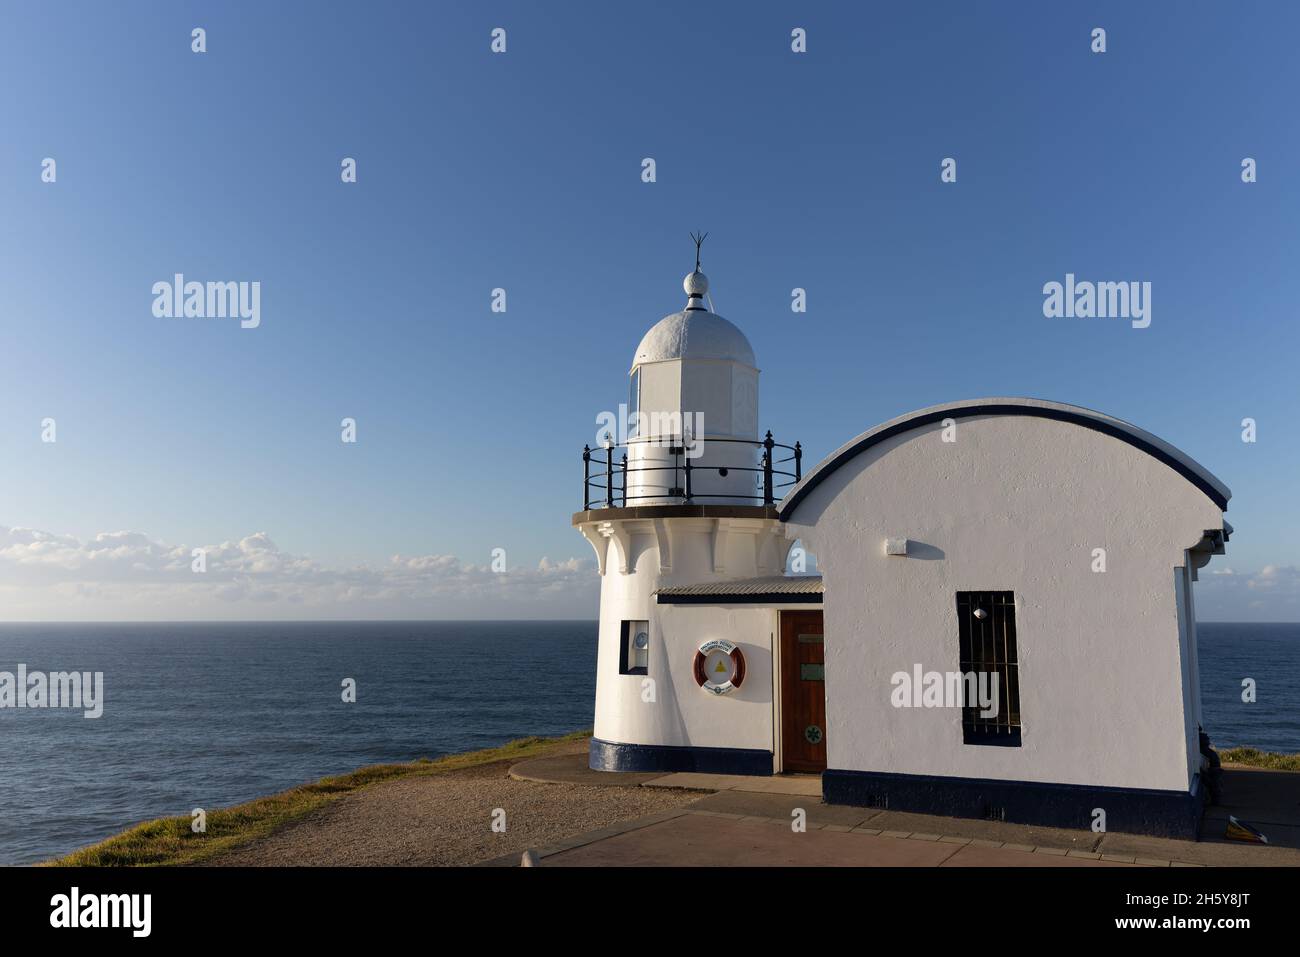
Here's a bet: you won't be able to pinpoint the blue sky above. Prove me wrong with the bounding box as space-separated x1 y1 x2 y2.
1 1 1296 619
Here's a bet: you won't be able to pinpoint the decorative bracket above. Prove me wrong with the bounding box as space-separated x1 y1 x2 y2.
577 524 609 576
602 522 632 575
711 518 732 574
652 519 672 573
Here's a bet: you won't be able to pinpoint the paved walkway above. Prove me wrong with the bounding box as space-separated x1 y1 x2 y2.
642 771 822 795
528 808 1133 867
498 752 1300 867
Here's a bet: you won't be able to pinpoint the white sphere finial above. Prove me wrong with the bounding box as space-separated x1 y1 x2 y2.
685 231 710 308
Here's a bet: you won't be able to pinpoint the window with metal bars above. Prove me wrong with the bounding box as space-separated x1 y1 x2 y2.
956 591 1021 746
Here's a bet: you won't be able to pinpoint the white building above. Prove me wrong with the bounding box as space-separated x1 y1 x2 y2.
574 256 1230 839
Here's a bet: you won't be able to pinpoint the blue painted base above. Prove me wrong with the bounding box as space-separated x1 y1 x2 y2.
823 768 1205 839
589 737 773 776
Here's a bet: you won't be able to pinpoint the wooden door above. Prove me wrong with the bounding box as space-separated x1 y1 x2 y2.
780 610 826 772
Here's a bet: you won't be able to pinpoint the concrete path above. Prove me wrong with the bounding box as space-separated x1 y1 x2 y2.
509 754 819 795
538 810 1135 867
503 751 1300 867
642 771 822 795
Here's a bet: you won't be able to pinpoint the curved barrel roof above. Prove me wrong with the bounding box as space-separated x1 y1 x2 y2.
778 397 1231 520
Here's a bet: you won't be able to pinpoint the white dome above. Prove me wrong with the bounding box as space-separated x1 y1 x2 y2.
632 309 756 369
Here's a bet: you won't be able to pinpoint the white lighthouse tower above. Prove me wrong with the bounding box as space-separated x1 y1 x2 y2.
575 238 807 775
622 234 762 506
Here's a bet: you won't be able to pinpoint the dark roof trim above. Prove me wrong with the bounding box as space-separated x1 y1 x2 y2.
778 400 1230 520
656 592 823 605
574 504 778 526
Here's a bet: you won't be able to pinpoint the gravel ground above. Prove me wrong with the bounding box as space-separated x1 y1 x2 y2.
206 746 697 866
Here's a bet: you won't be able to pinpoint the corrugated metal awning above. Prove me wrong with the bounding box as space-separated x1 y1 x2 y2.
654 575 823 605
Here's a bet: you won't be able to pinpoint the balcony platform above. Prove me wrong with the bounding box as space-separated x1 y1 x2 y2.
571 503 779 526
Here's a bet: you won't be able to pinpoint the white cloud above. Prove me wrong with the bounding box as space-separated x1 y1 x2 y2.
6 523 1291 623
0 525 598 620
1195 564 1300 621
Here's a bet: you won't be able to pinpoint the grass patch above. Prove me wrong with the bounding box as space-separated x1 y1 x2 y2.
47 730 591 867
1218 747 1300 771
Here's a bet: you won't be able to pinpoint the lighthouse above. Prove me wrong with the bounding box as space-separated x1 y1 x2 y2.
575 238 809 775
571 240 1233 839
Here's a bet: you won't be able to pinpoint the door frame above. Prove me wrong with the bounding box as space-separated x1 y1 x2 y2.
772 607 825 775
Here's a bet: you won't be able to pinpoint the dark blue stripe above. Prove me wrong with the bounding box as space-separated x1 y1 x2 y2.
589 738 772 776
823 768 1205 839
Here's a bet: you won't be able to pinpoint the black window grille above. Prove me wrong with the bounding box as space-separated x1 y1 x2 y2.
956 591 1021 746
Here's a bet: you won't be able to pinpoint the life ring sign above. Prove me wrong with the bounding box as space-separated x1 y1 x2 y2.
693 639 746 696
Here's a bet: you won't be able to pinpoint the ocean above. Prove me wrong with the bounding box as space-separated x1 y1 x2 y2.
0 620 1295 866
0 621 597 867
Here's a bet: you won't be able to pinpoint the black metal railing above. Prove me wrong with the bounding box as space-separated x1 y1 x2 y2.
581 432 802 510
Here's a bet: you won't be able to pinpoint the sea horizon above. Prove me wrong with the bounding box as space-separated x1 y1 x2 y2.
1 619 1296 866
